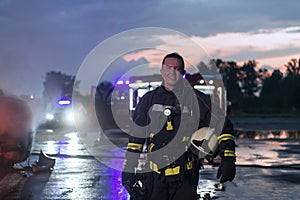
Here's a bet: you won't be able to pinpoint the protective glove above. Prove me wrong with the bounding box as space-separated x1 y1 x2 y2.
216 157 236 183
122 171 147 199
122 152 141 197
122 143 145 198
122 171 136 195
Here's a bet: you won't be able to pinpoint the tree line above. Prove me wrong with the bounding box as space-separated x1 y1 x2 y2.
42 58 300 117
213 58 300 115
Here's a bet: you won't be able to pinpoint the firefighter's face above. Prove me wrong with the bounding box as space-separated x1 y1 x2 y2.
160 57 184 91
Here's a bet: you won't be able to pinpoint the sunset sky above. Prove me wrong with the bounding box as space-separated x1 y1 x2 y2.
0 0 299 96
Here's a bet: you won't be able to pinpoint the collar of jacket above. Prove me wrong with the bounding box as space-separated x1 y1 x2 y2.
160 81 185 94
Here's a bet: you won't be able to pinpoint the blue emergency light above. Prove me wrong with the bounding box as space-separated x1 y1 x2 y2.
58 97 71 105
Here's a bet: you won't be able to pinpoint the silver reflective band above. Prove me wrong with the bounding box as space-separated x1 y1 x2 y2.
152 104 191 114
152 104 165 112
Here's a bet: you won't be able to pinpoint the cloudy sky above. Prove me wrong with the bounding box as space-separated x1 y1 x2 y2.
0 0 299 96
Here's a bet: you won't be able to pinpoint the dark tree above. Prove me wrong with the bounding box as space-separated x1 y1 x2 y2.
196 61 214 75
42 71 79 106
285 58 300 76
282 58 300 109
257 68 270 85
94 81 117 130
239 60 259 97
260 69 283 110
215 59 243 102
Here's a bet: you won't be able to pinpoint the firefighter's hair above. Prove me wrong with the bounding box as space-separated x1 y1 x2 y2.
162 52 185 72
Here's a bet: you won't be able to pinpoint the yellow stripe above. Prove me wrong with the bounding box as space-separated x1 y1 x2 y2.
150 161 161 174
149 161 193 176
186 161 193 170
185 145 188 152
127 143 143 151
217 134 235 144
148 143 155 152
218 138 234 144
182 136 190 142
127 147 142 151
224 150 234 153
224 150 236 157
224 153 236 157
127 143 143 147
165 166 180 176
218 134 235 140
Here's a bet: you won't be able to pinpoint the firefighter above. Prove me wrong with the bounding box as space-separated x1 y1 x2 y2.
122 53 236 200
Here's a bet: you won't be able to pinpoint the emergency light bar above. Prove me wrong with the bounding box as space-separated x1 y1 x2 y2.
58 98 71 105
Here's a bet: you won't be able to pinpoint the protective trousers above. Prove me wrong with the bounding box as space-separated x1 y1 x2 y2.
149 170 199 200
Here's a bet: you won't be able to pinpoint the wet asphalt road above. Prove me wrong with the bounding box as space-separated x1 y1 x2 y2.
1 126 300 200
30 128 129 200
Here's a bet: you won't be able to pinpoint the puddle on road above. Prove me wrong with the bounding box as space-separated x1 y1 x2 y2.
39 156 129 200
32 130 129 200
33 131 91 156
218 129 300 199
235 130 300 168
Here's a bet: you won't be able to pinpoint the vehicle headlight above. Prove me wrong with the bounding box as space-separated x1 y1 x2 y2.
46 113 54 120
66 111 75 123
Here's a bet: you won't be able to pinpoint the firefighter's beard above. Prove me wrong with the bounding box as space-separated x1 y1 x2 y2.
162 77 184 90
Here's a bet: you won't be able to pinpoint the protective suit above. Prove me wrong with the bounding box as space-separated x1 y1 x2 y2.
122 81 235 199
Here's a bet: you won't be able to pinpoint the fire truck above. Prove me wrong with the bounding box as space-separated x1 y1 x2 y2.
107 73 227 130
127 73 226 114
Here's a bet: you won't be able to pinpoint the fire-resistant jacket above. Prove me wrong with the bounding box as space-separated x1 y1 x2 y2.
124 81 235 177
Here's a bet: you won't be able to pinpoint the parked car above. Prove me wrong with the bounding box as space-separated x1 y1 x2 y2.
39 97 87 129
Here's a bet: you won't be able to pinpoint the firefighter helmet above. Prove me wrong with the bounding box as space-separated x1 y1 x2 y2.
189 127 218 158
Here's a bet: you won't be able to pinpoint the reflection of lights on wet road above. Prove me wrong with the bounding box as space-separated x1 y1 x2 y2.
65 132 82 156
103 167 129 200
236 129 300 167
238 130 300 140
32 127 300 199
279 130 289 139
45 129 54 133
41 156 129 200
236 131 300 167
43 132 85 156
33 129 129 199
45 141 57 154
237 141 280 166
198 167 224 199
58 159 87 199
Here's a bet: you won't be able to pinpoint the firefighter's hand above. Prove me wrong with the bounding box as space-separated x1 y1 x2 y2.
122 171 136 195
216 157 236 183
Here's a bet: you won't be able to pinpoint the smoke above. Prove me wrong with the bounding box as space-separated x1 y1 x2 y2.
0 93 34 168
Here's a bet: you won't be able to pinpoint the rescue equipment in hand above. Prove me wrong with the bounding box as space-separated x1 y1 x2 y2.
189 127 218 158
